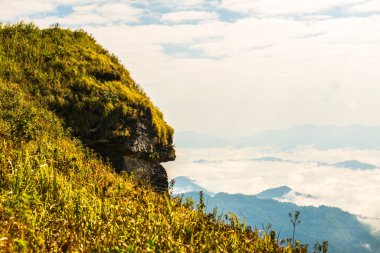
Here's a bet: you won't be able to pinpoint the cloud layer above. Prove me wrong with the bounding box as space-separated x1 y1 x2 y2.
165 147 380 233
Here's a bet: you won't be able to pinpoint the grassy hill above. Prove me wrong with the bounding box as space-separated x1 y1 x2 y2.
0 23 172 144
0 23 301 252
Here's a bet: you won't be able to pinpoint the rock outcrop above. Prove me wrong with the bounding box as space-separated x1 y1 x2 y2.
89 114 175 192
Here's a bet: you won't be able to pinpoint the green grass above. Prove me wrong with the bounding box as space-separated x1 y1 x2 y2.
0 22 173 145
0 23 305 252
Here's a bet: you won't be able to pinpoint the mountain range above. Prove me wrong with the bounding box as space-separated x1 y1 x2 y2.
176 125 380 150
190 157 378 171
174 177 380 253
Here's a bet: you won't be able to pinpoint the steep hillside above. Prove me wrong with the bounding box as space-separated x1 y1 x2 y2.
0 23 175 190
0 23 300 252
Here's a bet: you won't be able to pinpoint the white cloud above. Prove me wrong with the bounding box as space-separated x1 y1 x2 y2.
219 0 367 15
66 2 143 25
2 1 143 26
161 11 219 23
0 0 55 20
53 0 99 5
0 0 109 21
72 3 98 13
360 242 372 251
97 3 143 23
349 0 380 13
154 0 208 8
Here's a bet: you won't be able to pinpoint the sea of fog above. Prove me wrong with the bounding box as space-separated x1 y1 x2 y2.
165 147 380 233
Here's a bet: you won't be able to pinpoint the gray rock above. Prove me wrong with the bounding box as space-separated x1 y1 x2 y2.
88 114 175 192
122 156 168 192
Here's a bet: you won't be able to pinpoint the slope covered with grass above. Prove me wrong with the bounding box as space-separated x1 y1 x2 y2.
0 23 173 147
0 23 300 252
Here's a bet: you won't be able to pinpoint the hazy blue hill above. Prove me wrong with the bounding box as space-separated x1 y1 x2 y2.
256 186 292 199
184 191 380 253
172 176 214 196
334 160 377 170
237 125 380 150
174 131 230 148
254 157 286 162
256 186 317 200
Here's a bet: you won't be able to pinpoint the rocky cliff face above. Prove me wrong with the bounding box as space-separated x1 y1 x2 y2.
89 114 175 192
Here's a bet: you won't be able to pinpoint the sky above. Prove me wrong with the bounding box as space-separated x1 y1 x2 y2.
2 0 380 137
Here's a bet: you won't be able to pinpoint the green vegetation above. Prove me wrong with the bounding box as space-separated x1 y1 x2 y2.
0 22 173 144
0 23 302 252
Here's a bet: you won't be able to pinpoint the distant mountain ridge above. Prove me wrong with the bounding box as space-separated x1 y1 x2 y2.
239 124 380 150
256 186 317 200
190 156 378 171
253 158 378 170
176 125 380 150
334 160 377 170
256 186 292 199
